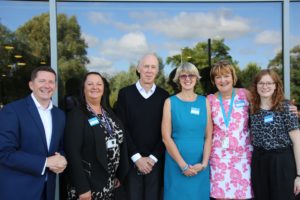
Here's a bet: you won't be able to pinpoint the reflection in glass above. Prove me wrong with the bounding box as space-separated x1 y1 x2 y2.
0 1 49 105
290 2 300 108
57 1 282 106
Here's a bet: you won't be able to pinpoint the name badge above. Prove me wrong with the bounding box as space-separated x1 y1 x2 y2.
235 100 246 108
222 137 229 149
190 107 200 115
264 115 274 123
106 138 117 149
88 117 99 126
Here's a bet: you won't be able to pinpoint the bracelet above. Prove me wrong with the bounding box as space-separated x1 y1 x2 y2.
297 174 300 178
201 163 207 169
181 164 189 173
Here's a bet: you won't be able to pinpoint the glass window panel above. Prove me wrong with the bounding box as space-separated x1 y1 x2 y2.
57 2 282 107
290 1 300 108
0 1 49 106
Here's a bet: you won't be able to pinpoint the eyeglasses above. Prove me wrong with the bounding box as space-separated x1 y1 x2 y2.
179 74 196 80
257 82 275 87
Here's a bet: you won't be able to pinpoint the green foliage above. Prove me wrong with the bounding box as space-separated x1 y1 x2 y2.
239 63 261 89
268 46 300 104
165 39 234 95
0 13 89 104
166 39 233 69
290 46 300 104
109 65 139 107
0 24 36 103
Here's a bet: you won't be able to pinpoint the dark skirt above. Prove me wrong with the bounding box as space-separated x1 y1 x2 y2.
251 146 296 200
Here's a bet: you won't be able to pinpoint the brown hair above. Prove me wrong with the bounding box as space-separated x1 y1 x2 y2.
30 66 56 81
210 60 237 86
250 69 285 114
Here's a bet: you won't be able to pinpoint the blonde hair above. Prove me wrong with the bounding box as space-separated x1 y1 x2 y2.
173 62 201 83
210 60 237 86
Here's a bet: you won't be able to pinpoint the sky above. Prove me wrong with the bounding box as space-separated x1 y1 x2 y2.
1 1 300 77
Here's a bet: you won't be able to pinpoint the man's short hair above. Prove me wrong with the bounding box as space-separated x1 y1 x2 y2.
30 66 56 81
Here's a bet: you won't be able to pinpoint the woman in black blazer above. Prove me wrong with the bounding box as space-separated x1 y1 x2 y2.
64 72 129 200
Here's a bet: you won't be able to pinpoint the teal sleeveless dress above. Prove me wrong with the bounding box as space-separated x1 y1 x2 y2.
164 95 210 200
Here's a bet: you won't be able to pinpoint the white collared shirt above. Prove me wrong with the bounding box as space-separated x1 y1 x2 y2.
135 81 156 99
31 93 53 150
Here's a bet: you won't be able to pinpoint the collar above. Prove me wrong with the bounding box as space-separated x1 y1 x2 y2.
31 93 53 111
136 80 156 94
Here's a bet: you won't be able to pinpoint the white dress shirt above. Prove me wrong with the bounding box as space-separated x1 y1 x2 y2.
135 80 156 99
31 93 53 174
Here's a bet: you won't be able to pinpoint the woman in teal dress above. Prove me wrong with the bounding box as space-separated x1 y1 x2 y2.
162 62 212 200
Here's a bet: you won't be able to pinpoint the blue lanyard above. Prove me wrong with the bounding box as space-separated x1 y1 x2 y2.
101 107 113 137
87 104 113 137
218 89 235 128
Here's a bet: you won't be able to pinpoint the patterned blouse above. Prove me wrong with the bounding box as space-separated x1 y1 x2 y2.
250 101 299 150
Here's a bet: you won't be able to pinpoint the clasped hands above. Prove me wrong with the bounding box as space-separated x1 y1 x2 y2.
182 163 206 177
46 152 67 174
135 157 155 175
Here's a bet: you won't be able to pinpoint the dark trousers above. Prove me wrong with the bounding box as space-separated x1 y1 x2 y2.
251 147 296 200
41 181 48 200
125 162 163 200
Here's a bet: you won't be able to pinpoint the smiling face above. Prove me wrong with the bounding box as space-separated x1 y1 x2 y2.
257 74 276 99
29 71 56 106
210 61 237 95
179 72 197 90
84 74 104 104
214 71 234 94
137 54 159 85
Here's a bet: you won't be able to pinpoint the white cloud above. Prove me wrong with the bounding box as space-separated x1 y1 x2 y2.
145 9 251 40
290 35 300 47
255 30 281 45
129 11 168 21
113 22 141 32
273 46 282 54
86 56 118 75
100 32 151 61
88 9 252 41
87 12 111 24
81 32 101 48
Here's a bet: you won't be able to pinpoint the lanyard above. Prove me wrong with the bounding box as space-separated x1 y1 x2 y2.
218 89 235 128
87 104 113 137
101 107 113 137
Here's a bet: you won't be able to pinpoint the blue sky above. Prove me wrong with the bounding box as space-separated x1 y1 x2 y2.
1 1 299 77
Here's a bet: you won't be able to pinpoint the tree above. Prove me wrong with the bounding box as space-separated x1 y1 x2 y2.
166 39 235 94
239 63 261 89
0 23 35 104
15 13 88 104
109 65 139 107
166 39 233 68
290 45 300 104
268 46 300 103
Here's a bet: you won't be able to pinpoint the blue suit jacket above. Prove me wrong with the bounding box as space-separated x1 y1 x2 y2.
0 95 65 200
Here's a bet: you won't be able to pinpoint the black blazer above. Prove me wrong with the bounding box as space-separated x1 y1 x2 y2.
64 106 129 195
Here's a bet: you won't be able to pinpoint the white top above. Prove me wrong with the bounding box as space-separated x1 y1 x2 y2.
31 93 53 150
31 93 53 175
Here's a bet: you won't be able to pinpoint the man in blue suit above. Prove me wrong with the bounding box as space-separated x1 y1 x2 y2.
0 66 67 200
